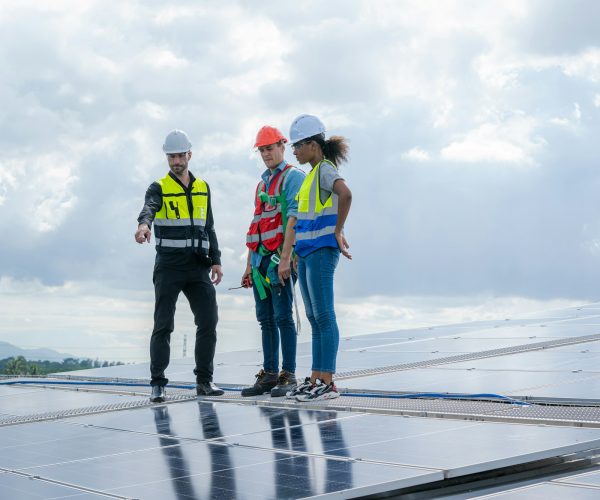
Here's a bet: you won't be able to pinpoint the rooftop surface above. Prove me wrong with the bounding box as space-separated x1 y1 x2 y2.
1 303 600 498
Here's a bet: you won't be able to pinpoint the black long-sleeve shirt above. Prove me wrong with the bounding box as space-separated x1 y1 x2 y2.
137 171 222 269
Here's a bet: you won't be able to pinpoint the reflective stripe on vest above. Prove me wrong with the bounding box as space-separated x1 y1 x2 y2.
294 159 338 256
156 238 210 249
154 174 209 255
246 165 293 253
153 217 206 228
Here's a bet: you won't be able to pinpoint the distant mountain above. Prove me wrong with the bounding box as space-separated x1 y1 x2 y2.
0 341 75 362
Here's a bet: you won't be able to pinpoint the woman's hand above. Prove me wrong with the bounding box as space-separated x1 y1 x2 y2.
335 231 352 259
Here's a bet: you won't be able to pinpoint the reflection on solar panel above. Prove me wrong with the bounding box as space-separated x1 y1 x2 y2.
1 303 600 498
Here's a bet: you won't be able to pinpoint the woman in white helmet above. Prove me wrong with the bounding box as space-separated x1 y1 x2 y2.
278 114 352 401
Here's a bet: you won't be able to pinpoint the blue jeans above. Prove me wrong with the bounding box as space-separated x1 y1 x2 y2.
297 247 340 373
253 273 297 373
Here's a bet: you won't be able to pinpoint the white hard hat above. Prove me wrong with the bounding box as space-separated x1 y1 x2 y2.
289 114 326 144
163 129 192 154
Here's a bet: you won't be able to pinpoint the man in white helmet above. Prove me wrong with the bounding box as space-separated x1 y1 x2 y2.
135 129 224 402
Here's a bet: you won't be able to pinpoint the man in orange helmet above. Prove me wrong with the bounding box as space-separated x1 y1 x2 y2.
241 126 305 397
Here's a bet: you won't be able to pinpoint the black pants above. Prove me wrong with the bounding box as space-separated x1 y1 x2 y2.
150 266 218 386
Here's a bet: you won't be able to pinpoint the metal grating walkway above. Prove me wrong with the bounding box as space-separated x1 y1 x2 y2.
4 381 600 429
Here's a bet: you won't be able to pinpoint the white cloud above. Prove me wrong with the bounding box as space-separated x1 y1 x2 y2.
550 102 582 128
440 116 545 164
1 152 79 232
595 94 600 108
475 49 600 102
31 158 79 232
0 162 19 206
583 238 600 256
136 101 167 120
550 117 571 127
402 147 431 162
475 55 521 90
143 48 189 69
80 53 120 77
561 48 600 82
217 16 292 96
153 6 200 25
361 1 528 36
226 17 290 63
219 65 289 96
432 98 455 128
337 294 582 337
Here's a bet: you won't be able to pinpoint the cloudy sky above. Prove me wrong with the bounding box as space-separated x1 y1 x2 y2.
1 0 599 362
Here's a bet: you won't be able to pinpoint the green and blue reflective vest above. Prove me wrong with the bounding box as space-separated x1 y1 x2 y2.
295 159 338 257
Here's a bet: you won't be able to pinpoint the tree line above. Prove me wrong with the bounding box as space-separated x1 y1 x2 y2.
0 356 124 376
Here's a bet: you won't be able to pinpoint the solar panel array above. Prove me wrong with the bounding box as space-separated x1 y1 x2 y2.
1 303 600 498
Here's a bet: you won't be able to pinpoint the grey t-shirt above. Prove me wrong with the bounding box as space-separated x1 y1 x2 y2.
318 161 343 205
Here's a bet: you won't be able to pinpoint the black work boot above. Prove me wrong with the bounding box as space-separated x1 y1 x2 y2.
196 381 224 396
241 369 278 397
270 370 298 398
150 385 166 403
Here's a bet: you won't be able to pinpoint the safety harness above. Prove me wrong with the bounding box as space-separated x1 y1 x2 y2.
250 170 292 300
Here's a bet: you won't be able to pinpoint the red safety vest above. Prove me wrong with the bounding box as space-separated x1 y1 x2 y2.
246 165 293 252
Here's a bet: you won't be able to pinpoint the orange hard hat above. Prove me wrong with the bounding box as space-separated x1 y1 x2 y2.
254 126 287 148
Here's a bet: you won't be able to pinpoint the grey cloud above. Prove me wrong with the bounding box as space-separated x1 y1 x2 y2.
1 0 600 307
335 111 600 300
515 0 600 55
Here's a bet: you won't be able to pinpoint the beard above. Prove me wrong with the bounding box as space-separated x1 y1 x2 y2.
170 164 186 173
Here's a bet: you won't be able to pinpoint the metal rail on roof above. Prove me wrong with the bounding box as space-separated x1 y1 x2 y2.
335 333 600 380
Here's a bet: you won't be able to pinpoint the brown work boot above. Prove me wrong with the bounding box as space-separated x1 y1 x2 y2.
270 370 298 398
241 369 278 397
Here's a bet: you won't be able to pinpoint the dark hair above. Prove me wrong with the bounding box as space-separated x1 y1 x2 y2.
310 133 349 167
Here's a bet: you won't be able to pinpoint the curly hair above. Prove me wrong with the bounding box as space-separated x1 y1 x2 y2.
310 134 349 167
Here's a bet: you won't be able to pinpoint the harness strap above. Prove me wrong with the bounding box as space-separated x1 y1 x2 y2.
252 267 270 300
252 253 284 300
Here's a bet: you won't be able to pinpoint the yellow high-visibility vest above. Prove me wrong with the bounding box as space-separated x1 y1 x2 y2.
154 173 209 255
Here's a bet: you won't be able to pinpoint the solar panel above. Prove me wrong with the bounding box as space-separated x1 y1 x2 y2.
3 303 600 497
0 472 107 499
556 469 600 487
470 482 600 499
0 402 441 498
0 385 146 417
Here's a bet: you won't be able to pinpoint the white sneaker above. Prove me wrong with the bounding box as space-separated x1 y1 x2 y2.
286 376 313 399
296 379 340 402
